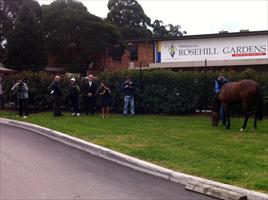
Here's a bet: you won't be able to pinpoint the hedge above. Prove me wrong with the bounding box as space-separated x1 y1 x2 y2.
1 69 268 115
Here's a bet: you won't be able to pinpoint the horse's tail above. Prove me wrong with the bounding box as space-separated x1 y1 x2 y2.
256 86 263 121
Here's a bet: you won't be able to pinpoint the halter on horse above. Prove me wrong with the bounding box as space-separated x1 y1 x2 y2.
211 79 263 131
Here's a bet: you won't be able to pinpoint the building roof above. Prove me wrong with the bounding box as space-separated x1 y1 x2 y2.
120 30 268 43
45 66 65 72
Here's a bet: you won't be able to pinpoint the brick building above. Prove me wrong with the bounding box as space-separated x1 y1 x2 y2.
47 30 268 73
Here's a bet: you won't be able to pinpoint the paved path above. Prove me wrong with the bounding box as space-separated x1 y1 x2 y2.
0 124 215 200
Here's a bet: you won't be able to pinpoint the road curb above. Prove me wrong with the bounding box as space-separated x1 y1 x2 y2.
1 118 268 200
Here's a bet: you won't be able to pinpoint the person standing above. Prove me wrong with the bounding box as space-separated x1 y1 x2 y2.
11 79 29 118
69 78 80 116
0 77 3 110
49 75 62 117
121 75 135 116
98 81 111 118
215 73 227 124
215 73 227 94
84 74 97 115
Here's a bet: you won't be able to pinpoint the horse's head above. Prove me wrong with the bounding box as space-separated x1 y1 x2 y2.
211 111 220 127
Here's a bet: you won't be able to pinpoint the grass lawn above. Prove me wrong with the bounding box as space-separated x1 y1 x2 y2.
1 111 267 193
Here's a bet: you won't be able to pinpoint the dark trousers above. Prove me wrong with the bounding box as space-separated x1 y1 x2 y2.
71 97 79 113
85 97 95 115
0 95 3 110
18 99 28 116
53 95 62 117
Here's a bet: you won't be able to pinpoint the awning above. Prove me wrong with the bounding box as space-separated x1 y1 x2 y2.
0 63 14 72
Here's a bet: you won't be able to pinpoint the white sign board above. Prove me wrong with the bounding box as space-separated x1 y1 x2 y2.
160 35 268 62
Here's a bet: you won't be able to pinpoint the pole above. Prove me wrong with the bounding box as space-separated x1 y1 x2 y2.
139 61 143 113
204 59 207 111
139 62 142 89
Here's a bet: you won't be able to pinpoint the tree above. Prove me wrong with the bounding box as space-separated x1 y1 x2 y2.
6 0 47 70
0 0 26 64
151 20 169 37
0 0 19 44
42 0 121 67
152 20 184 37
107 0 152 38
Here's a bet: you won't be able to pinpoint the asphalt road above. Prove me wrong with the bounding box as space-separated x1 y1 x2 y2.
0 124 216 200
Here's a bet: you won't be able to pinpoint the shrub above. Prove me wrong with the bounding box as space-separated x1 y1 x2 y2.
1 69 268 116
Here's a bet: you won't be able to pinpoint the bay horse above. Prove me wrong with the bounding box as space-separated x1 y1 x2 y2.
211 79 263 131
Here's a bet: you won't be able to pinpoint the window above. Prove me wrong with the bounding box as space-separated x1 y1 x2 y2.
130 46 138 61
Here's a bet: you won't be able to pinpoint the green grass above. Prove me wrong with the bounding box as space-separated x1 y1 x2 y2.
1 111 268 193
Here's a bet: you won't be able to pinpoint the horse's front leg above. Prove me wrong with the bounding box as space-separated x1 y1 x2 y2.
223 103 230 129
220 105 226 126
240 111 249 132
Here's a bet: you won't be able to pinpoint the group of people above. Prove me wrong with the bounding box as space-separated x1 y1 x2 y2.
3 74 136 119
1 73 227 119
48 74 112 118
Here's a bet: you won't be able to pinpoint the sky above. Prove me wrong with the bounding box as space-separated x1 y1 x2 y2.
36 0 268 35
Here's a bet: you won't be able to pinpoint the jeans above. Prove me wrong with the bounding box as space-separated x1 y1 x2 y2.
123 95 135 115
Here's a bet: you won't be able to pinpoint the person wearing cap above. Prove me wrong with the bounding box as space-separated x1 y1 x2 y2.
11 78 29 118
49 75 62 117
84 74 97 115
69 78 80 116
120 75 135 116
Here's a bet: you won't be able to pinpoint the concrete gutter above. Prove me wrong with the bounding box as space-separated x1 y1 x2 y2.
1 118 267 200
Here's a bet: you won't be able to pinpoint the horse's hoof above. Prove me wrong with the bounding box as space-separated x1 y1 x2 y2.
240 128 244 132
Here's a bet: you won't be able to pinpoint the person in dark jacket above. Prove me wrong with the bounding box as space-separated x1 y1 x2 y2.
69 78 80 116
120 75 135 116
11 78 29 118
84 74 97 115
49 75 62 117
98 81 111 118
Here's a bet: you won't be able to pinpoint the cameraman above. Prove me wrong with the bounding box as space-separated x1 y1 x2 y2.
120 75 135 116
11 79 29 118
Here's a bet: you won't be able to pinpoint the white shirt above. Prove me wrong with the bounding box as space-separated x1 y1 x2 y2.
89 81 92 87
